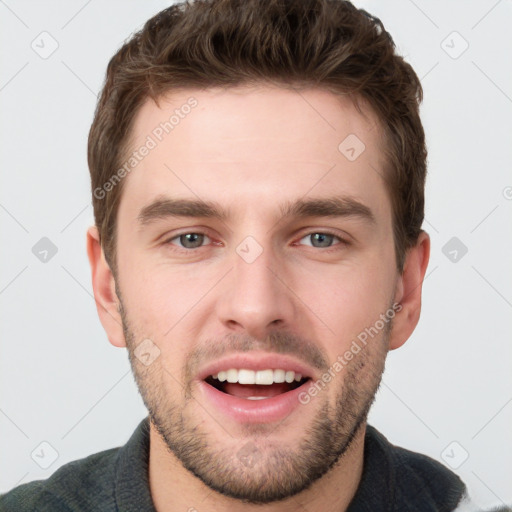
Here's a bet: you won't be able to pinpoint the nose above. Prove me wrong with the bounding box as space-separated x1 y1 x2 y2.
216 243 297 340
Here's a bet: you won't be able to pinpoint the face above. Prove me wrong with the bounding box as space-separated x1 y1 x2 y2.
101 85 409 503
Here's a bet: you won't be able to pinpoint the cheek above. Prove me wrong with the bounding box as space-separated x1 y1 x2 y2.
117 254 216 353
292 257 395 348
117 254 176 336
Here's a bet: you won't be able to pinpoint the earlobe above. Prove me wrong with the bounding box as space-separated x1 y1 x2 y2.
389 231 430 350
86 226 126 348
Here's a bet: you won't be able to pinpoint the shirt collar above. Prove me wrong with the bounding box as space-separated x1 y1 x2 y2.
114 416 157 512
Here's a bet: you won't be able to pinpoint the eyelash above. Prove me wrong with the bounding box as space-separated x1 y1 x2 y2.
163 230 350 253
294 230 349 251
164 232 215 251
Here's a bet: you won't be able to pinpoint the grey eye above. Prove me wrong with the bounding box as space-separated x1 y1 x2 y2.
175 233 209 249
300 233 337 248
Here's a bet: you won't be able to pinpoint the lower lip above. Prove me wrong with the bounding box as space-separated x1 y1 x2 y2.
197 380 309 424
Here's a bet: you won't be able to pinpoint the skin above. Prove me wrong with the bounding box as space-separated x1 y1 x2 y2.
87 85 430 512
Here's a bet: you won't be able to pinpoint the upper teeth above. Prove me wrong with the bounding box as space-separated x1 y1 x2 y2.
211 369 302 385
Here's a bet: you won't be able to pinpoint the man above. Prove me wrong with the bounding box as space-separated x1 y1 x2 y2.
0 0 480 510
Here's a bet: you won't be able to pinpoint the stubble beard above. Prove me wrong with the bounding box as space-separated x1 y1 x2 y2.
120 301 390 504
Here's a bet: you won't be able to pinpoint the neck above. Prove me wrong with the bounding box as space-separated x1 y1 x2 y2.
148 421 366 512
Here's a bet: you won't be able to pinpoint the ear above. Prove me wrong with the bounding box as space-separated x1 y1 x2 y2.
389 231 430 350
86 226 126 348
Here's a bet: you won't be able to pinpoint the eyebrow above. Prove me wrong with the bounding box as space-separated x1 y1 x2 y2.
137 197 230 227
279 197 375 224
137 195 375 227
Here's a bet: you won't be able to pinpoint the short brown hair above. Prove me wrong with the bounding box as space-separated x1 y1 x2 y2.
88 0 426 274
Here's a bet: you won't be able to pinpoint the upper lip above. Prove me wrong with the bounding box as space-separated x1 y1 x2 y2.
196 352 317 381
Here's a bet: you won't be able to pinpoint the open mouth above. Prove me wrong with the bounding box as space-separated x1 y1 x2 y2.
204 369 310 400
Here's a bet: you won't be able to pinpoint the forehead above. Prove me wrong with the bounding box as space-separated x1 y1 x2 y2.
119 85 390 223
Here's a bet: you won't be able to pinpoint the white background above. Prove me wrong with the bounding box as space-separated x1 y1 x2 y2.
1 0 511 508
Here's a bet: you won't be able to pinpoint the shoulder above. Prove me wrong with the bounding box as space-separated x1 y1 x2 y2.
364 425 467 511
0 447 120 512
391 442 466 510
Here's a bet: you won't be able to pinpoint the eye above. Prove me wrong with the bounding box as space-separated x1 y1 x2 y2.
298 232 342 248
168 232 211 249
